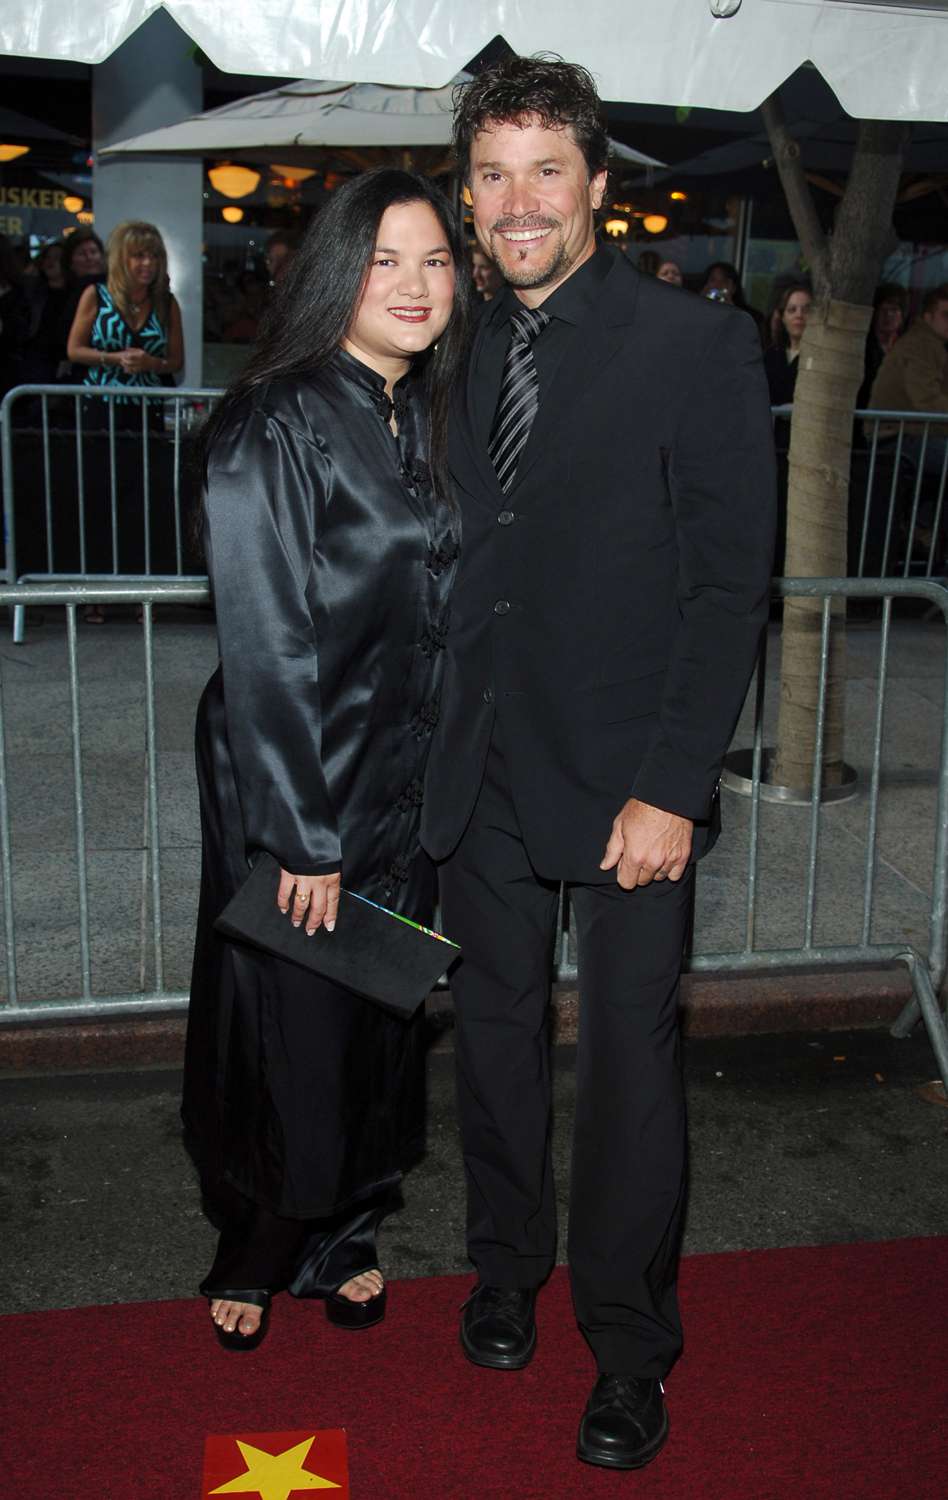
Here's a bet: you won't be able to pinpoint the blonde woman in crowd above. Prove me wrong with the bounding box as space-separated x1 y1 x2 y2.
67 221 185 619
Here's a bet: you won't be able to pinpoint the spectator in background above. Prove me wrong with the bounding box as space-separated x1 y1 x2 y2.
68 219 183 401
0 233 29 399
763 283 812 406
264 231 298 286
657 258 683 287
869 282 948 479
62 229 107 378
701 259 765 340
471 245 503 300
67 220 185 622
63 228 106 290
23 241 72 384
222 271 268 342
858 283 907 409
636 249 661 275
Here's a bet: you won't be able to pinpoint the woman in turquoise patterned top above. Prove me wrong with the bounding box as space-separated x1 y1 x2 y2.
67 219 184 398
67 220 185 620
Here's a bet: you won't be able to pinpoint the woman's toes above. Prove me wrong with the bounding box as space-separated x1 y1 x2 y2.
238 1306 262 1336
211 1298 261 1334
337 1274 378 1303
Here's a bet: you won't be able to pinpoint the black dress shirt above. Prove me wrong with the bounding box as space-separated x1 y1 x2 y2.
473 247 614 445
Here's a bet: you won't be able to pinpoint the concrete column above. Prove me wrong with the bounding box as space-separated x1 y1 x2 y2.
92 10 203 387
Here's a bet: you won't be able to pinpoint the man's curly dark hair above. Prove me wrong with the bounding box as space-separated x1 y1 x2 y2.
453 54 610 185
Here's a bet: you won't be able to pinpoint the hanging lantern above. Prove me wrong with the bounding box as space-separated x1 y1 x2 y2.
221 206 245 224
76 212 95 225
207 163 261 200
0 144 29 163
643 214 669 234
270 164 317 183
63 195 84 214
603 218 629 238
669 190 688 202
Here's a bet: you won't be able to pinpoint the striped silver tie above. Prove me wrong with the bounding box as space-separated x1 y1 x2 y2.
488 305 550 493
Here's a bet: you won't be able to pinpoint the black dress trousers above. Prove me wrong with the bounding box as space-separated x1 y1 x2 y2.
439 726 693 1379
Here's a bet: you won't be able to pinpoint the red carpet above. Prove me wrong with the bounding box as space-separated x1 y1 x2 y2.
5 1237 946 1499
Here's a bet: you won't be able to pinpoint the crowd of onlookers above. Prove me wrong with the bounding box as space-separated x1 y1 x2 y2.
629 250 948 471
0 225 301 405
3 220 945 459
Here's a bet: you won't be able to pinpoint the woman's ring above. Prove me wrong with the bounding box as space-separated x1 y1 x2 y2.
295 887 309 902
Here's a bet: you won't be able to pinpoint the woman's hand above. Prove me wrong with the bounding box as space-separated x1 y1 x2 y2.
118 347 149 373
277 869 341 934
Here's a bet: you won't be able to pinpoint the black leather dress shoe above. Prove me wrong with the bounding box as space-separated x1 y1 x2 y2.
576 1374 669 1470
459 1284 537 1370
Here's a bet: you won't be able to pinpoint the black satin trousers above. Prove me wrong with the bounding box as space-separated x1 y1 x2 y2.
200 1177 390 1299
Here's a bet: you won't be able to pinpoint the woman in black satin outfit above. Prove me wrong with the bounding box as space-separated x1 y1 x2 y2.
182 169 472 1350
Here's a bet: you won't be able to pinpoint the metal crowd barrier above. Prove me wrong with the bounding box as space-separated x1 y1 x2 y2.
0 383 221 640
0 578 946 1092
1 387 944 627
771 406 948 581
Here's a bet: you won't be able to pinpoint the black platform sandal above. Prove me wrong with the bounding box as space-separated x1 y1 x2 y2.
326 1276 387 1331
208 1289 271 1351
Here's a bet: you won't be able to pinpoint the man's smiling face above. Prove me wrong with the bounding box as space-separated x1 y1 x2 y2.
468 115 606 304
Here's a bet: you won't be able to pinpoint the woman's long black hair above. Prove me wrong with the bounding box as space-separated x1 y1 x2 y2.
198 168 474 506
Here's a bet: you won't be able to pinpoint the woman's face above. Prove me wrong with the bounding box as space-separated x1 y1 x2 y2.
40 244 64 286
471 249 502 299
345 200 456 369
127 245 159 291
69 238 104 277
657 260 683 287
782 289 811 342
875 299 903 340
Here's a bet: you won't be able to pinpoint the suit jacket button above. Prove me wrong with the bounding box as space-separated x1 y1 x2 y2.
497 510 515 526
483 688 494 704
493 599 510 615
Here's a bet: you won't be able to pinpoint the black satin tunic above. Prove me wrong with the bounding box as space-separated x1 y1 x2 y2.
182 350 458 1219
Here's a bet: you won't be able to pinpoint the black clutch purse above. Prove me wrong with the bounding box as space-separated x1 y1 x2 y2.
214 853 460 1016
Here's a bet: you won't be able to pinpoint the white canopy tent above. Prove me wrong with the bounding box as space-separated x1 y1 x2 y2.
98 76 663 167
0 0 946 121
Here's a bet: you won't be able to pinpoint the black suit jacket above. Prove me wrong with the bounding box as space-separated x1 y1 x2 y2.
421 251 777 882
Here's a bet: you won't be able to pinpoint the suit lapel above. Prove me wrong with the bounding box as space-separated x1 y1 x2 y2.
512 256 640 491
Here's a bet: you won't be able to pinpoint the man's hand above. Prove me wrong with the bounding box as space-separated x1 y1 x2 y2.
277 869 341 934
600 798 693 889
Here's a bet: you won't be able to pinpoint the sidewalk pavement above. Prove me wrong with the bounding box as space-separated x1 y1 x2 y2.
1 1029 944 1313
0 603 944 1073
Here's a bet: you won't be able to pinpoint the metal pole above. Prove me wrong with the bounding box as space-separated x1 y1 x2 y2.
66 603 93 998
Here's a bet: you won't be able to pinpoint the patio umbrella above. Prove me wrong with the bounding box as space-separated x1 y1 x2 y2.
99 76 664 170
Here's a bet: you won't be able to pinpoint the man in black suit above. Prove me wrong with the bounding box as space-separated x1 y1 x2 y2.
421 56 776 1471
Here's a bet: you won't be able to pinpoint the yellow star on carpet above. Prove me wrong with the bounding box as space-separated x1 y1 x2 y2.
209 1436 341 1498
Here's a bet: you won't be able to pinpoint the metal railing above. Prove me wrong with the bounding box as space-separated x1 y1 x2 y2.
2 387 944 623
0 383 220 640
0 578 946 1085
771 406 948 581
552 576 948 1086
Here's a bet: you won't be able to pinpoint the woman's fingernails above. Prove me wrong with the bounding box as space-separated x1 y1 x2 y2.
325 919 335 932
